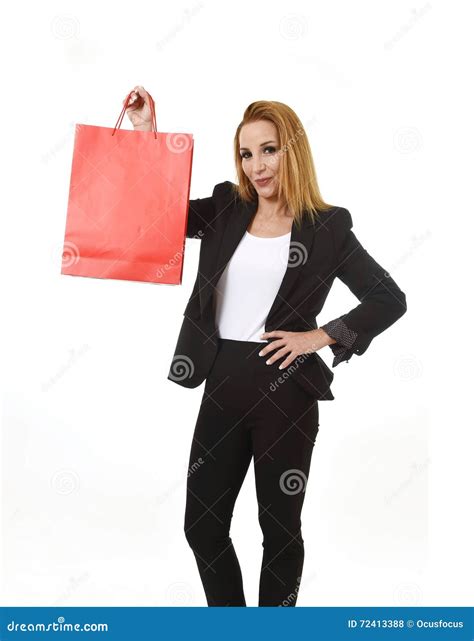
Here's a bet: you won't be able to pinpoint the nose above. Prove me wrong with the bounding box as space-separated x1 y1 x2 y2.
251 157 266 175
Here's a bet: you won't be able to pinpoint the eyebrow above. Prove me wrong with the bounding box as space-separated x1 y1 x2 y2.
239 140 277 151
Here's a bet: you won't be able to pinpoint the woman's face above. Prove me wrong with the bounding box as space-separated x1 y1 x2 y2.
239 120 281 198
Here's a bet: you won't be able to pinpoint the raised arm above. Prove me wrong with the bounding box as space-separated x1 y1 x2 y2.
124 86 228 242
186 195 216 239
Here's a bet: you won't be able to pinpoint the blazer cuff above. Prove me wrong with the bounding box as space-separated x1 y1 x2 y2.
321 317 358 367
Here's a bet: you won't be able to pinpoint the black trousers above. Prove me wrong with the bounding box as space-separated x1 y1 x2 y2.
184 337 320 607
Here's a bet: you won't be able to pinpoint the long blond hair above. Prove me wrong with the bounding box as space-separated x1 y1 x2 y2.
232 100 333 227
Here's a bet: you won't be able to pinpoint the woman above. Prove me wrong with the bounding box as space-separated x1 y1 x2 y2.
126 86 407 607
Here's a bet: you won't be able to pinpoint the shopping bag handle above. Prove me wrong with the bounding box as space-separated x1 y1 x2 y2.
112 89 157 139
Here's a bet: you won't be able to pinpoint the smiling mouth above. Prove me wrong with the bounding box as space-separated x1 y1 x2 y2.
255 177 272 185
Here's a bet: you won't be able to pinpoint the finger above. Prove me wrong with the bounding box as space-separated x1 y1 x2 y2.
258 338 285 358
134 85 146 98
265 345 291 365
133 86 150 108
278 353 296 369
126 89 146 111
124 90 138 108
261 330 285 339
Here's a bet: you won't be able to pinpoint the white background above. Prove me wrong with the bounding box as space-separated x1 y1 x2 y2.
1 0 472 607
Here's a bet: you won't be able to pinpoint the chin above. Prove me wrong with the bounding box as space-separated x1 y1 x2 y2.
255 183 277 196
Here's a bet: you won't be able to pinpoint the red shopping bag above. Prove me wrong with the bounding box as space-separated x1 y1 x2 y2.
61 90 194 284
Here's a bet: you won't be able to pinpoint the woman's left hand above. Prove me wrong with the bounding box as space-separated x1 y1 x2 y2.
258 329 327 369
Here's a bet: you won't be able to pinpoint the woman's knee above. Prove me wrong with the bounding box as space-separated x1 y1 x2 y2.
184 517 230 553
260 528 305 559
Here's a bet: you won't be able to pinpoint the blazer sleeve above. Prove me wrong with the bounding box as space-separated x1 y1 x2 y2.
321 207 407 367
186 181 233 239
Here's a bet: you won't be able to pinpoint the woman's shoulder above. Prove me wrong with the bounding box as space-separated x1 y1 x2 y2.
210 180 238 202
211 181 255 211
212 180 237 194
315 205 353 231
210 185 354 231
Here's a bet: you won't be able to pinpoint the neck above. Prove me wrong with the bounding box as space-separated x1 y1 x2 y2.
257 195 291 220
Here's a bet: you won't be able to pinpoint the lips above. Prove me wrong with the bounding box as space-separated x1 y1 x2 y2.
255 177 272 185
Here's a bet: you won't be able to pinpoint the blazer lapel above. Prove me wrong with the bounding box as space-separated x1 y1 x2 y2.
199 195 316 322
199 196 257 314
264 217 315 329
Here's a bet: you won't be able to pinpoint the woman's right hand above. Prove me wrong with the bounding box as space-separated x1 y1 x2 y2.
124 85 153 131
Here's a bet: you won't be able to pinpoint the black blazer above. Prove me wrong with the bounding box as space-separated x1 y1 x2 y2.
167 181 407 401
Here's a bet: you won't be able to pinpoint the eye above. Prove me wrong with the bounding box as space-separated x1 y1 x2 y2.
240 146 277 160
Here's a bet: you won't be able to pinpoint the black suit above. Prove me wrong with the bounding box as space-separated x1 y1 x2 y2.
167 181 407 400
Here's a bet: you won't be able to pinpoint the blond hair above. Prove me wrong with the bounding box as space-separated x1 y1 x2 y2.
232 100 333 228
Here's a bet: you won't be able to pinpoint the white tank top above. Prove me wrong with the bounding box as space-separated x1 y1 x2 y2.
213 230 292 342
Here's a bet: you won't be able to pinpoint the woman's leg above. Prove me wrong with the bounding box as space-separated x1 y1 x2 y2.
184 345 254 606
184 337 319 606
250 371 320 607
